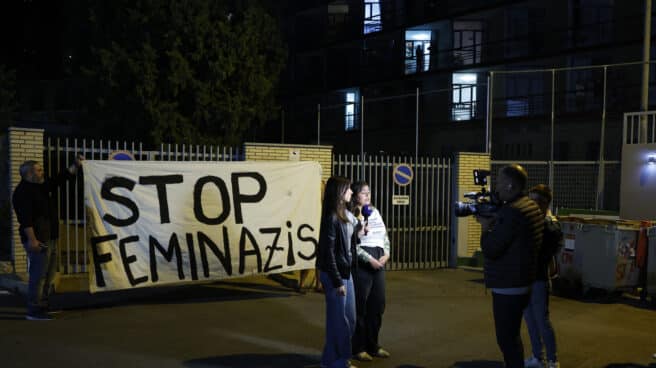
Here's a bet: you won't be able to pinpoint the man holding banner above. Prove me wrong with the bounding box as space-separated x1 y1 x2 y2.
12 156 83 320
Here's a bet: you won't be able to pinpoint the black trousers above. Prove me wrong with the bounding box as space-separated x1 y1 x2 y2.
352 246 386 355
492 292 530 368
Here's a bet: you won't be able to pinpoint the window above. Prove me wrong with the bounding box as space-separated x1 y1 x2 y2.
505 74 545 117
328 3 349 28
405 30 431 74
504 9 546 58
345 91 359 131
504 9 529 58
569 0 613 47
453 21 483 65
452 73 477 121
364 1 382 34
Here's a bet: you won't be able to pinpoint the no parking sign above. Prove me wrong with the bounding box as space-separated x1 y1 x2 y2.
109 150 136 161
393 163 413 186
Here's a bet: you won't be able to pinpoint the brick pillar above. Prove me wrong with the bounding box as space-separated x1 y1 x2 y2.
244 142 333 181
452 152 490 265
8 127 44 275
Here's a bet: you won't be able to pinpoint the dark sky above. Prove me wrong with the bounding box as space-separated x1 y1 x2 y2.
1 1 88 80
1 1 290 81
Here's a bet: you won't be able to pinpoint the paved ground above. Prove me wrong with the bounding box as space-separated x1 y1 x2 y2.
0 268 655 368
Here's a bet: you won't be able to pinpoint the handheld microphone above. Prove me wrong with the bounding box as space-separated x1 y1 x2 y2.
362 205 373 235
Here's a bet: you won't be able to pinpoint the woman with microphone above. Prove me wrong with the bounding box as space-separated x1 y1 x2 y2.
349 181 391 362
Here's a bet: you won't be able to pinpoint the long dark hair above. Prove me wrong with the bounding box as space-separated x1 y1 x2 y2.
322 176 351 223
349 180 369 216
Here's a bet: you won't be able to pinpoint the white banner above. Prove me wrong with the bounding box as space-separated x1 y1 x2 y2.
84 160 321 293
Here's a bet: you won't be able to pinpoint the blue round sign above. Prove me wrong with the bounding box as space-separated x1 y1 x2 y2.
109 150 135 161
393 164 414 186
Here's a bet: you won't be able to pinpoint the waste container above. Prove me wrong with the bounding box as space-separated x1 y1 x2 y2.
647 227 656 296
553 218 586 295
577 220 642 292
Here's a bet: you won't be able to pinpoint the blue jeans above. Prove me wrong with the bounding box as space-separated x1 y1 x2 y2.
320 272 356 368
523 280 558 361
25 240 57 315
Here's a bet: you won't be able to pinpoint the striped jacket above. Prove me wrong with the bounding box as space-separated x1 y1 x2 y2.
481 195 544 289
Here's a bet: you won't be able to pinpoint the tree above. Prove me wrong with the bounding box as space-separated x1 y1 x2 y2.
85 0 287 146
0 64 16 261
0 64 17 132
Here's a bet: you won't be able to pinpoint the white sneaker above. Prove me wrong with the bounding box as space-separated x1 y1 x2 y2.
25 312 53 321
524 356 543 368
546 361 560 368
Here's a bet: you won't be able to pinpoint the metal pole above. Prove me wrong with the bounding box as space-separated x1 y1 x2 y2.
549 69 555 190
360 95 365 180
415 87 419 165
486 72 494 155
596 66 608 210
317 104 321 145
641 0 652 142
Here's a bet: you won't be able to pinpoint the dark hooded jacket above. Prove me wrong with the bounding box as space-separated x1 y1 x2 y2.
481 195 544 288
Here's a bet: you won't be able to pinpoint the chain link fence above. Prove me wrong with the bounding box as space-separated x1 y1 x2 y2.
491 161 621 212
282 61 656 211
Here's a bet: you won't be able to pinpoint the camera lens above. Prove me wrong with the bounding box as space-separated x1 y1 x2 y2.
454 202 475 217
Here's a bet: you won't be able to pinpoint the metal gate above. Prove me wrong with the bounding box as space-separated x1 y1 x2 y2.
333 154 452 270
43 138 243 275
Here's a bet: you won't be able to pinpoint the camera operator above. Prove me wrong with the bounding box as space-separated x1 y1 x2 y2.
475 164 543 368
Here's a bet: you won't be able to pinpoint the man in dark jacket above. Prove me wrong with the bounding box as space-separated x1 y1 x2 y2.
12 156 82 320
476 164 543 367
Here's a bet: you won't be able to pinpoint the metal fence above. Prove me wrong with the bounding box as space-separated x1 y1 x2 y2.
283 61 656 212
333 153 452 270
43 138 243 275
294 61 656 157
624 110 656 144
39 137 625 275
43 138 453 275
491 160 621 213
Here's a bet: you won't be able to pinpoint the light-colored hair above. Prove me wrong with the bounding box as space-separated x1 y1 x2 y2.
19 160 39 179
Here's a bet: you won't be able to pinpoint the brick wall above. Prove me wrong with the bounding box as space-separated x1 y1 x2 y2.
244 142 333 182
8 127 44 274
0 134 9 271
453 152 490 258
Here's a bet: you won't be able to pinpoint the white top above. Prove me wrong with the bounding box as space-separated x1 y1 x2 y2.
357 207 391 262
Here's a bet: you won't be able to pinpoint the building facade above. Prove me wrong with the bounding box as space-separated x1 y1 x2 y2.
282 0 654 160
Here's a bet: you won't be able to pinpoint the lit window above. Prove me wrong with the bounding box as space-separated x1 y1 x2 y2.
345 92 357 131
452 73 477 121
364 1 382 34
405 30 431 74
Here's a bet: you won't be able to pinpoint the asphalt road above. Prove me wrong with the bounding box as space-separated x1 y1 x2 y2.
1 268 655 368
